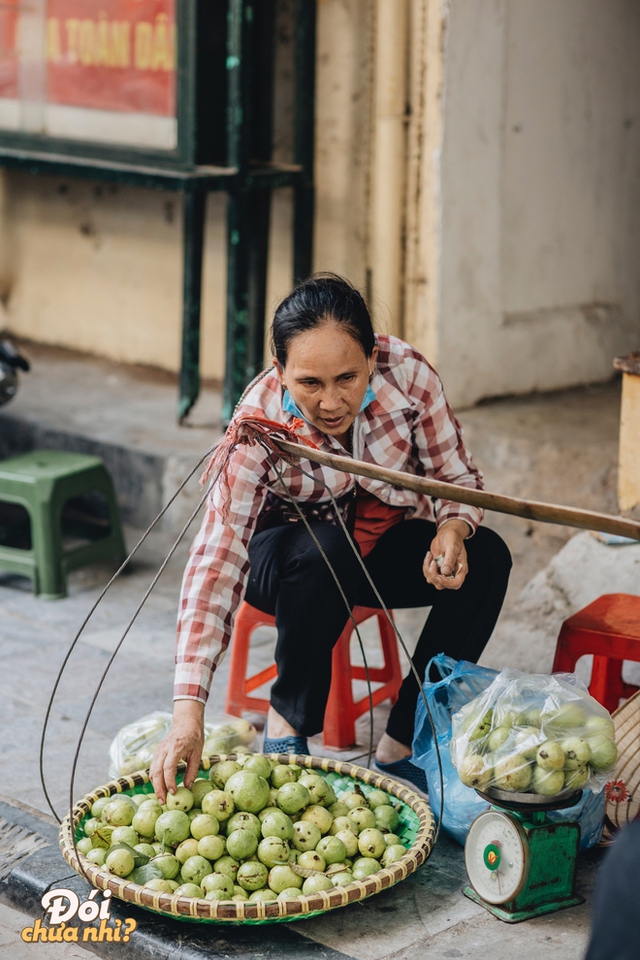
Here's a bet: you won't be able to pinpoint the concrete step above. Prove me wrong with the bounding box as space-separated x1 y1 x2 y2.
0 343 223 533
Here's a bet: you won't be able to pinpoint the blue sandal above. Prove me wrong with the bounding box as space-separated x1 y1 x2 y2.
374 757 428 795
262 724 309 756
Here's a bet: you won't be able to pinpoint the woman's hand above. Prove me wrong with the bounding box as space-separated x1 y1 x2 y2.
150 699 205 803
423 519 471 591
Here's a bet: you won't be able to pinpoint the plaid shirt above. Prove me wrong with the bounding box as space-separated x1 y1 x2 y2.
175 335 484 703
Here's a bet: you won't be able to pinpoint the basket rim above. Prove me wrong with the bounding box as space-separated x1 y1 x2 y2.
59 753 435 924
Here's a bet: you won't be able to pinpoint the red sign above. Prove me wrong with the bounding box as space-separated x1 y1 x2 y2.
0 0 176 117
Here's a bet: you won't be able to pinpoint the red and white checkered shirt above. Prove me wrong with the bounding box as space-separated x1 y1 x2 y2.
175 335 484 703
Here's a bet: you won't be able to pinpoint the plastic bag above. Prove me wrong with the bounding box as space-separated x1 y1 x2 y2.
412 655 499 845
450 668 617 798
412 656 606 848
108 712 257 777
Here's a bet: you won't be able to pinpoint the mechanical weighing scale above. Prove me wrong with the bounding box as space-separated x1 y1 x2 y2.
463 786 585 923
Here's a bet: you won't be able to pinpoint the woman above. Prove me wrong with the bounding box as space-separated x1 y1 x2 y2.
151 275 511 801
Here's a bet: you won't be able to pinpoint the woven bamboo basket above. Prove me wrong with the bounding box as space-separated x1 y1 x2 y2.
59 754 436 924
602 690 640 842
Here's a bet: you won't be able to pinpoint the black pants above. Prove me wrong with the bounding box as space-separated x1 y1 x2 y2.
584 820 640 960
245 518 512 744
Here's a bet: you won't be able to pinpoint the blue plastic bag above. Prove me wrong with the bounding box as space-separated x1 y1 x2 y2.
412 654 605 848
412 654 498 845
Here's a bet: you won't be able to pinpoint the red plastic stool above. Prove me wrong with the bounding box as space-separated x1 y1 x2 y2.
552 593 640 713
225 602 403 750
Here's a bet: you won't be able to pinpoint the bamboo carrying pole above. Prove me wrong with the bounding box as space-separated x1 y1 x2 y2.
273 438 640 542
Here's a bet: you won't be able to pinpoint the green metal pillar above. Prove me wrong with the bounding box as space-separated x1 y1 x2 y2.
293 0 316 284
178 187 207 423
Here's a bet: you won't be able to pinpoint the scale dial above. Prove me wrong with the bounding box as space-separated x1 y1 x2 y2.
465 810 529 905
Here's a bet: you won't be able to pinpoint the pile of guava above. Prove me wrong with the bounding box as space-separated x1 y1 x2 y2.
450 672 618 798
77 757 409 904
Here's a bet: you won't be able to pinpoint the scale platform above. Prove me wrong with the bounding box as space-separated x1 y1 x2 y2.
463 788 585 923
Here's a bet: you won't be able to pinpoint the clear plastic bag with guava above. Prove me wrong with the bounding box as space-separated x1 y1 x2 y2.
108 712 257 777
450 669 618 798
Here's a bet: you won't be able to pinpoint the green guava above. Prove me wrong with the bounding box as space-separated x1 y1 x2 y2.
564 765 590 790
331 871 354 887
298 850 326 872
201 790 235 822
175 838 200 863
585 715 615 739
542 702 587 732
487 726 511 752
236 861 269 891
202 872 234 896
152 853 181 880
328 802 350 819
381 844 407 867
181 855 213 886
357 829 385 860
334 829 359 858
278 887 304 900
365 789 390 810
166 787 195 813
351 857 380 880
103 798 136 827
341 791 366 810
457 755 492 790
531 766 565 796
268 864 303 893
111 826 139 847
213 855 240 880
493 755 532 792
174 883 204 899
348 807 376 831
191 779 215 806
90 797 110 818
154 810 191 846
257 836 290 868
226 811 262 838
316 836 347 864
302 874 333 895
197 835 226 861
331 816 356 836
292 820 322 851
514 727 543 760
226 828 259 860
300 805 333 834
210 760 242 790
243 755 274 779
536 741 566 772
190 813 220 841
587 735 618 772
298 775 337 807
469 709 493 742
132 806 160 838
250 889 278 901
76 837 93 855
270 765 299 788
106 848 135 878
135 843 157 858
374 805 399 833
225 771 271 813
561 737 592 769
145 878 175 894
261 810 294 840
87 848 107 866
276 782 311 815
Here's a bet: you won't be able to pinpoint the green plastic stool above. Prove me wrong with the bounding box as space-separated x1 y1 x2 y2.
0 450 127 599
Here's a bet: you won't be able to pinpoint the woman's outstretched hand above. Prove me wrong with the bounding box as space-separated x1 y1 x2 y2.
150 699 205 804
423 518 471 591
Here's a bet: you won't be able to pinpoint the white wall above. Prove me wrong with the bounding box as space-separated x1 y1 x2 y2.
438 0 640 406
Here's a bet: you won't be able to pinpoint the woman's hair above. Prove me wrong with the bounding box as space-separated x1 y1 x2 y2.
270 274 376 367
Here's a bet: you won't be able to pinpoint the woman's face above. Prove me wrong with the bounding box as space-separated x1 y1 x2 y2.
277 322 377 441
